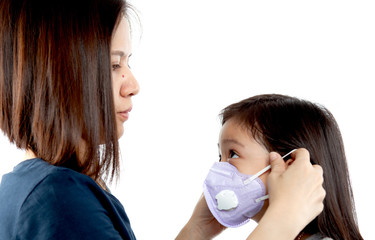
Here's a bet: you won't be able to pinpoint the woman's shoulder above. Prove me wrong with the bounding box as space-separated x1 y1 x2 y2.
0 158 113 239
1 158 103 212
21 160 106 210
23 159 103 199
2 158 96 191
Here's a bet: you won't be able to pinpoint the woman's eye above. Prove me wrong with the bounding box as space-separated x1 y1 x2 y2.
112 64 121 70
229 150 239 159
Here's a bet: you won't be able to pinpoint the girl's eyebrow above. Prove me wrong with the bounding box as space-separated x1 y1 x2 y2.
219 139 245 148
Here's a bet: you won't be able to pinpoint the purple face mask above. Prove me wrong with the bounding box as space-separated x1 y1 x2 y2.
203 150 296 228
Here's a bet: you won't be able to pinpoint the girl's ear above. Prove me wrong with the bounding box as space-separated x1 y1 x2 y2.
285 159 294 166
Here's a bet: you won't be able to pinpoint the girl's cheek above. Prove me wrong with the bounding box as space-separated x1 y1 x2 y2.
259 172 270 192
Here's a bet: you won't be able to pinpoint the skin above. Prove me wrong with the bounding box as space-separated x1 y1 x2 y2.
111 17 140 138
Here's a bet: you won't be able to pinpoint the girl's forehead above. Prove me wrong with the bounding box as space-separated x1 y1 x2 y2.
219 120 251 143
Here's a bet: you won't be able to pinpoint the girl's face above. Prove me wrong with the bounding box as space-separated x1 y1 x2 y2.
111 17 140 138
218 118 269 222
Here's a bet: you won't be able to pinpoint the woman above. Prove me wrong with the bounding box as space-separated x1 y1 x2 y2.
0 0 325 239
206 94 362 239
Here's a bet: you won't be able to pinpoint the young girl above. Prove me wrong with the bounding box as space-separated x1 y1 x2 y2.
206 94 363 239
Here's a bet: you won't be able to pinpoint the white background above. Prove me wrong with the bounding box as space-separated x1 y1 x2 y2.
1 0 374 239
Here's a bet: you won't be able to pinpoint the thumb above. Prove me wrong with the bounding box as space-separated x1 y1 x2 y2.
269 152 287 175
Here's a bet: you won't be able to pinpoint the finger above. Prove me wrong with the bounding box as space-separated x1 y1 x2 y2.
269 152 287 174
312 164 323 174
312 164 324 185
289 148 311 168
310 182 326 217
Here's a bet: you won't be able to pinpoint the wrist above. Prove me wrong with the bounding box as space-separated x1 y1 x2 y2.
249 205 299 240
176 220 205 240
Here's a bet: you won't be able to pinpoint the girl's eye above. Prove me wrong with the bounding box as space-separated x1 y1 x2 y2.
229 150 239 159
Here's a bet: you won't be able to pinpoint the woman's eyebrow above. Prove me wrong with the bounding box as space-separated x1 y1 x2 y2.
111 50 125 57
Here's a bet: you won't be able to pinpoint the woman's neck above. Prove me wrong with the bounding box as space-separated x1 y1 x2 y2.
24 150 37 160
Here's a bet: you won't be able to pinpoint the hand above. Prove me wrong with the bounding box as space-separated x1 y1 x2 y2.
175 194 226 240
269 148 325 227
248 148 325 240
250 148 325 240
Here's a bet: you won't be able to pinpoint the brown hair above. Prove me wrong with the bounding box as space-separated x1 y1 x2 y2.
220 94 363 240
0 0 130 182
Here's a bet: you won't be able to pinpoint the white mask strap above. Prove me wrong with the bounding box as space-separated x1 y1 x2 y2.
255 195 269 203
244 149 297 185
281 149 297 161
244 165 271 185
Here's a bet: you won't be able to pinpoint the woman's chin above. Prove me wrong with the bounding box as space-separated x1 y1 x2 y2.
117 126 124 139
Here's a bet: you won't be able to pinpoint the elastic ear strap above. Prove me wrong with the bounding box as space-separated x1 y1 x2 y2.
244 149 297 185
255 195 269 203
282 149 297 160
244 165 271 184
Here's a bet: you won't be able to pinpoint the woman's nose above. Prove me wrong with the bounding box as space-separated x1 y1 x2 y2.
120 70 140 98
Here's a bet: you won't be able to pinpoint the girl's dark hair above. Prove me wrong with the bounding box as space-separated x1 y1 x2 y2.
0 0 130 182
220 94 363 240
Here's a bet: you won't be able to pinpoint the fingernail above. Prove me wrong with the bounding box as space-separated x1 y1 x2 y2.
270 152 278 162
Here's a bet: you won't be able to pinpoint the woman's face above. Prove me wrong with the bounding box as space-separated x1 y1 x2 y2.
218 118 270 222
111 17 140 138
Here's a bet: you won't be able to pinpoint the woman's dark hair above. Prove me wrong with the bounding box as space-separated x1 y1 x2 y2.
220 94 363 240
0 0 131 182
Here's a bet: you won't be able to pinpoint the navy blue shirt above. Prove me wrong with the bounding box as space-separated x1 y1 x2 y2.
0 158 136 240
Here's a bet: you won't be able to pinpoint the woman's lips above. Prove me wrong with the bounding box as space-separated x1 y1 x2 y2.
117 108 132 121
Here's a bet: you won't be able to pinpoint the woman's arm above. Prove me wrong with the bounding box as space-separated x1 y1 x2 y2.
175 194 226 240
176 148 325 240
